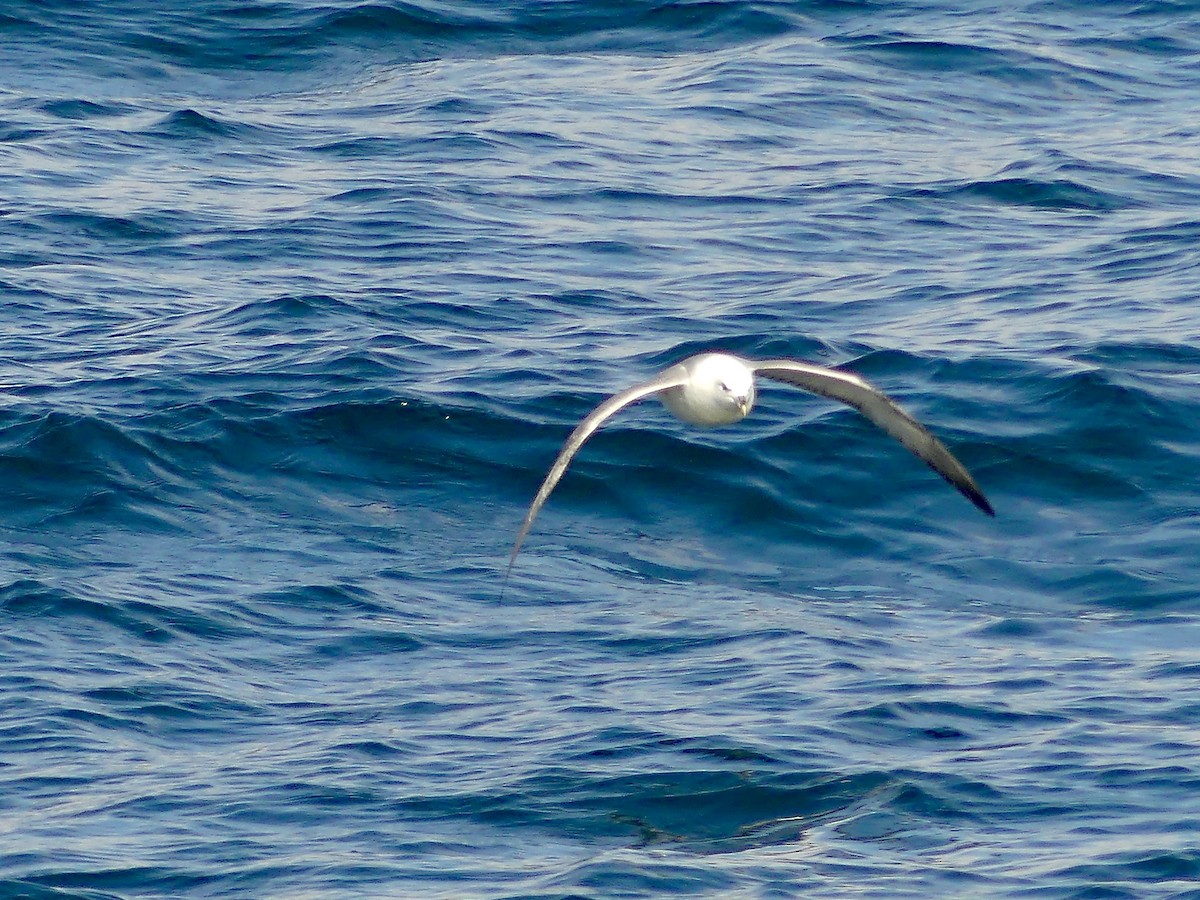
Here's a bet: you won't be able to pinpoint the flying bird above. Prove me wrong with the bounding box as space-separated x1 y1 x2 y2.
508 352 993 577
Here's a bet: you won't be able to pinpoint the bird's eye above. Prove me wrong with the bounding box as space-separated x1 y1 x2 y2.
719 381 730 392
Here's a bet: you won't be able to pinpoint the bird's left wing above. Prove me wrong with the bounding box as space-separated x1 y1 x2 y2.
507 363 692 574
753 359 994 516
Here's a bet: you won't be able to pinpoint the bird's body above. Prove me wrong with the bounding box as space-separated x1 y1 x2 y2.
507 352 993 579
658 353 756 426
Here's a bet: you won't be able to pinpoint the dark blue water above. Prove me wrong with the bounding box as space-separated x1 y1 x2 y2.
3 1 1200 896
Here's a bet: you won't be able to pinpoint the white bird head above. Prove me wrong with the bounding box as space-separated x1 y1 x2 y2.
660 353 756 427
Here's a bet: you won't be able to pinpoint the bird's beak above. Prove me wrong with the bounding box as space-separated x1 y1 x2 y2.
736 396 751 415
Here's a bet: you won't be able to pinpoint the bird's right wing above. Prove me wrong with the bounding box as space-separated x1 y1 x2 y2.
753 359 994 516
507 364 692 573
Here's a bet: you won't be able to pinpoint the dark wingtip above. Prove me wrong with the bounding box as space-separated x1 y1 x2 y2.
939 465 994 517
966 486 995 517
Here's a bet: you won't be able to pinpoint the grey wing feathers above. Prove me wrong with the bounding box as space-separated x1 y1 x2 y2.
753 360 994 516
508 365 691 570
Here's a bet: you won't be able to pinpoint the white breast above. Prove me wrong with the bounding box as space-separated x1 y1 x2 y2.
658 353 755 427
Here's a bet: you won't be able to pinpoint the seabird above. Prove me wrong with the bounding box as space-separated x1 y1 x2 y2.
508 352 993 578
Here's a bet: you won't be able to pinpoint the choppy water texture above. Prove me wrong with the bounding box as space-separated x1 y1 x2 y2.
3 1 1200 897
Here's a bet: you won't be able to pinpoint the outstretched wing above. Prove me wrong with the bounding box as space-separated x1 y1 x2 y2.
752 359 994 516
507 364 692 574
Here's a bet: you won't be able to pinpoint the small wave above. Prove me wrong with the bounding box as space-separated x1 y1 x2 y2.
8 0 806 79
312 0 799 59
145 108 253 140
909 176 1132 212
832 35 1018 72
39 98 131 120
0 410 194 533
0 577 242 643
32 210 181 244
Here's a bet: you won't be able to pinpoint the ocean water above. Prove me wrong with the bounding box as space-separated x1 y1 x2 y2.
2 0 1200 896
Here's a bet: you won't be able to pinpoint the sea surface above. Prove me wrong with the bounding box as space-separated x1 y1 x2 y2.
2 1 1200 897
